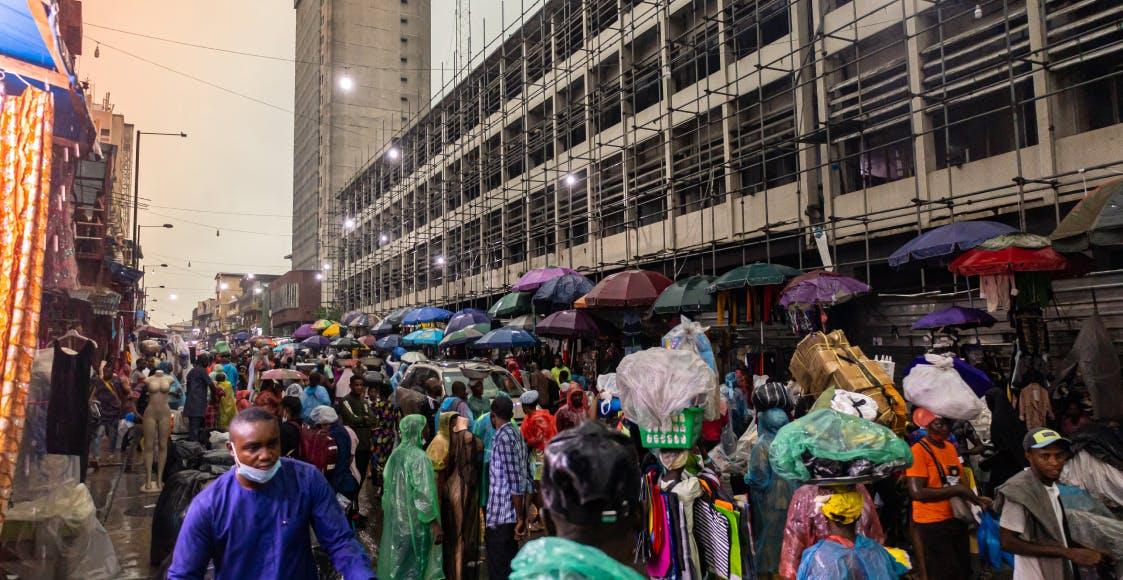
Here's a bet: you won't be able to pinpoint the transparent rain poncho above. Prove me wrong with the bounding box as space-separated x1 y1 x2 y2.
746 408 800 574
796 535 907 580
377 414 444 580
509 537 645 580
769 408 913 482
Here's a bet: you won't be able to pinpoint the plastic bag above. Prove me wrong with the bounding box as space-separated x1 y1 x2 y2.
1061 451 1123 508
976 510 1014 570
812 387 879 421
150 469 217 567
2 484 121 579
902 354 985 420
661 316 717 373
769 409 913 482
510 537 646 580
1064 508 1123 579
795 535 908 580
616 348 715 431
596 373 618 398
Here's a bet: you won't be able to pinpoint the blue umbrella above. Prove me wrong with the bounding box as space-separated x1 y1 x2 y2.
532 273 594 312
472 327 538 349
403 328 445 347
447 308 492 333
374 334 403 351
889 221 1016 267
301 335 332 349
403 307 454 325
371 318 398 336
233 331 250 341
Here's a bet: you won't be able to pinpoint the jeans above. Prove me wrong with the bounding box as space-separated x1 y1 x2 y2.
88 420 119 459
485 523 518 580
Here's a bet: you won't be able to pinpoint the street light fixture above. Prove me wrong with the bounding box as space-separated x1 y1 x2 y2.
387 146 401 161
133 130 187 269
564 174 578 187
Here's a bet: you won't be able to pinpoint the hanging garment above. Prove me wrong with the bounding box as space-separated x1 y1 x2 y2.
979 274 1014 312
1014 272 1053 310
22 348 54 459
46 340 94 455
693 500 733 578
714 504 743 580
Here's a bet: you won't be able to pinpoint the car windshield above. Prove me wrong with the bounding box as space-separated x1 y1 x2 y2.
441 368 521 399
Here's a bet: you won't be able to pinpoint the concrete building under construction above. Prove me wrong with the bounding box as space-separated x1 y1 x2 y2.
327 0 1123 314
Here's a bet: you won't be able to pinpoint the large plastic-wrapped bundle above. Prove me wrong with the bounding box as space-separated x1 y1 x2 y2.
902 354 985 420
1 484 120 578
616 348 715 431
769 408 913 482
661 316 717 373
139 339 161 356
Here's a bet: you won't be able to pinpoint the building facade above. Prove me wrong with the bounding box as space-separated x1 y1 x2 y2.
292 0 433 279
269 270 323 335
330 0 1123 314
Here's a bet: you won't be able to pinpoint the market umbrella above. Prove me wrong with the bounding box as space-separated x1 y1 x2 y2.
330 337 363 349
261 369 308 381
374 334 403 350
975 232 1052 250
311 319 334 331
371 318 399 336
473 327 539 349
403 328 445 347
503 314 539 331
536 309 600 338
888 221 1017 267
708 263 802 292
340 310 363 325
400 351 428 364
383 307 412 325
488 291 533 318
573 295 589 309
348 313 376 328
301 335 332 349
357 335 377 348
322 323 343 337
583 269 673 308
440 326 487 348
272 343 294 353
1051 178 1123 252
653 275 716 314
948 246 1067 276
511 266 582 292
912 306 997 330
779 270 871 310
292 323 316 340
403 306 454 325
532 273 595 312
233 331 250 341
447 308 492 333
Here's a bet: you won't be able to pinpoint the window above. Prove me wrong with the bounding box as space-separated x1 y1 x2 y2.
401 57 408 65
401 76 408 83
401 96 409 103
400 37 408 44
401 16 408 24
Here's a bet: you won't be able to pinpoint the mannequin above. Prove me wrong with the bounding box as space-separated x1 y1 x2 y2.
141 370 173 492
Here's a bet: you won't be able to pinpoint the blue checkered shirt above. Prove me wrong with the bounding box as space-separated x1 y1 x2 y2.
486 422 531 527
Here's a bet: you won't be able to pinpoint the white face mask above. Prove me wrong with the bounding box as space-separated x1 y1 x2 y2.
230 445 281 484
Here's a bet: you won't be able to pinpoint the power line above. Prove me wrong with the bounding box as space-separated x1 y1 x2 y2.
149 253 290 269
143 203 292 218
143 209 293 236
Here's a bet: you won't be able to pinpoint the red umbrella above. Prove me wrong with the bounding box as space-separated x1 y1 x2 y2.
948 246 1067 276
583 270 673 307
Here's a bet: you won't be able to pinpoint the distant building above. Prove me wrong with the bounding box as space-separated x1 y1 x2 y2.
268 270 322 336
236 274 281 333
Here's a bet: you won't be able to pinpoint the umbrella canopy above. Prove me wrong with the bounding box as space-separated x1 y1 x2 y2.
403 328 445 347
708 263 802 293
261 369 308 381
440 326 488 347
292 323 316 339
573 295 589 309
584 269 673 308
447 308 492 333
779 270 871 310
403 306 454 325
474 327 539 349
371 318 399 336
340 310 363 325
489 291 533 318
503 314 539 331
653 275 717 314
322 323 343 337
311 319 334 331
536 309 600 338
976 232 1051 251
912 306 997 331
400 351 428 364
888 221 1017 267
357 335 377 348
383 307 412 325
347 313 377 328
272 343 295 353
233 331 250 341
1051 178 1123 252
330 337 363 349
948 246 1067 276
511 267 582 292
374 334 403 351
301 335 332 349
532 273 595 312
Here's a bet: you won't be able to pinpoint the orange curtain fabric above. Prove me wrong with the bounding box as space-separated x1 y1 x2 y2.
0 87 55 530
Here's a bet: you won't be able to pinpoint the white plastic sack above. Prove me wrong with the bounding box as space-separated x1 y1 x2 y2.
209 431 230 447
171 410 188 435
903 354 985 420
1062 451 1123 508
830 390 880 421
616 348 715 431
2 484 120 579
596 373 618 399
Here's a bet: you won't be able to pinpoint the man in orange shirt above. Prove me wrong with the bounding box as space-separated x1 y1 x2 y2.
906 407 992 579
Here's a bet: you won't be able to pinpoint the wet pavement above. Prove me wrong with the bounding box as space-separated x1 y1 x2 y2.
86 454 158 579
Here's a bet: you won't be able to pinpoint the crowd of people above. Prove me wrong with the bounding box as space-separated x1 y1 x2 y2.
98 333 1120 580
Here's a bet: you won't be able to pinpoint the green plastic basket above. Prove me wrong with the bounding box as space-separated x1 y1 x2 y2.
639 407 703 449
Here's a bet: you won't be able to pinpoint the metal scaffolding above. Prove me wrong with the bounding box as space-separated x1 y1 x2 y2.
326 0 1123 314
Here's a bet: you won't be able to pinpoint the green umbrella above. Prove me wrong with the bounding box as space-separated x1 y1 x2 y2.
488 291 533 318
329 337 363 349
439 325 488 348
653 275 716 314
707 263 802 293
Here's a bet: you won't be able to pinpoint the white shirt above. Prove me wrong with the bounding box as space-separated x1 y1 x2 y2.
999 482 1068 580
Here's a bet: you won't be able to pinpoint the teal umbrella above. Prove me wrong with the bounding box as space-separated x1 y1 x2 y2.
488 291 533 318
402 328 445 347
653 275 716 314
707 263 802 293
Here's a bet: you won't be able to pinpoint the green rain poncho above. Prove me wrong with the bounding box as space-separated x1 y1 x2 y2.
377 414 444 580
510 537 645 580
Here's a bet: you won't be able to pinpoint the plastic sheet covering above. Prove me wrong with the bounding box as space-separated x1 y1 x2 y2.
1061 451 1123 508
377 414 443 580
902 354 985 420
1064 509 1123 579
616 348 716 431
510 537 645 580
779 484 885 579
661 318 721 420
596 373 618 398
812 387 880 421
0 484 120 579
150 469 217 567
796 535 907 580
1059 315 1123 420
769 409 913 482
746 409 800 574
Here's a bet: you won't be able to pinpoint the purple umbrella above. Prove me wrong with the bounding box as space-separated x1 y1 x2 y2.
447 308 492 333
536 310 600 338
912 306 996 330
511 267 581 292
301 335 332 349
779 271 871 310
292 323 316 340
888 221 1017 267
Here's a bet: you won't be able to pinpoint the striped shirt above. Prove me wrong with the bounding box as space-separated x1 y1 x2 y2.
486 422 531 527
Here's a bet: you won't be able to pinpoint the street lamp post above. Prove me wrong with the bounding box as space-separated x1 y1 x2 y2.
133 131 187 268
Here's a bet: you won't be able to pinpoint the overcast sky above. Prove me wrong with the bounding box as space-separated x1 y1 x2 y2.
81 0 535 326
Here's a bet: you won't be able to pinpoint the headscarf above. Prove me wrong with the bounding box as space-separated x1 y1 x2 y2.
426 411 456 470
310 405 339 425
819 488 863 525
378 414 443 579
555 385 589 432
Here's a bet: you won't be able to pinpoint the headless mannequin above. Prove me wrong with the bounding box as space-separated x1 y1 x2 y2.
141 370 173 492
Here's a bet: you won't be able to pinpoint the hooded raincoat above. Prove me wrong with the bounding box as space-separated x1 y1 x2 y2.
746 408 799 574
510 537 645 580
378 414 444 579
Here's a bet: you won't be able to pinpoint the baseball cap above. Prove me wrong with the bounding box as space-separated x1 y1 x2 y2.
1023 427 1070 452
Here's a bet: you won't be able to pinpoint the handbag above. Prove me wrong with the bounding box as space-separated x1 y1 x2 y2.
917 439 978 529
